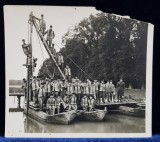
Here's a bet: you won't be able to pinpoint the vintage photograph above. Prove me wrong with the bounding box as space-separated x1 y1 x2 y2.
4 5 153 137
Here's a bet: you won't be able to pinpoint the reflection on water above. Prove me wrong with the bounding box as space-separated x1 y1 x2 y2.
14 112 144 133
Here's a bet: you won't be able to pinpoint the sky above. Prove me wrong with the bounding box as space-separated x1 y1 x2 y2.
4 5 101 80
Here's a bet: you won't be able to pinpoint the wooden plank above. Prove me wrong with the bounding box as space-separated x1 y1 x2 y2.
9 93 25 96
95 101 137 106
9 108 24 112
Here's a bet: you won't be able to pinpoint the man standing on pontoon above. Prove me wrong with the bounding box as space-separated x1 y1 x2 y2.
116 78 125 102
64 65 71 82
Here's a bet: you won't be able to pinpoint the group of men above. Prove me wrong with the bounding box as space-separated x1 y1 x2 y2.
22 13 126 115
23 76 125 115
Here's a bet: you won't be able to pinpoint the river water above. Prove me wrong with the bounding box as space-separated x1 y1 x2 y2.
7 111 145 133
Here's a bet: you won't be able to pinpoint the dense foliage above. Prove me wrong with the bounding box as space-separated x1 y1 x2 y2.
38 13 148 89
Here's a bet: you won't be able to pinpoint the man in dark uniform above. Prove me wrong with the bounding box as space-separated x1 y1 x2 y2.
116 78 125 102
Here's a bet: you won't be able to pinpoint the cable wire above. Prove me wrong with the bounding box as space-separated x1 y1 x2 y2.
35 30 52 78
52 40 94 81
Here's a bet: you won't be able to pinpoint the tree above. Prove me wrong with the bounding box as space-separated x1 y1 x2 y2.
38 12 148 88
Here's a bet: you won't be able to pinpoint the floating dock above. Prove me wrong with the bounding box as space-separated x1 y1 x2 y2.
95 101 138 110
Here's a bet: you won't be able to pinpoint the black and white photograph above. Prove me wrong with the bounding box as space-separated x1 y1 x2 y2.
4 5 153 137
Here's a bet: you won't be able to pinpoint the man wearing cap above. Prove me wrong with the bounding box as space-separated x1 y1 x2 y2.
81 95 88 111
99 81 105 103
46 94 56 115
60 79 67 98
116 78 125 102
83 82 90 97
44 25 55 48
22 39 32 67
50 43 56 56
64 65 71 82
77 80 82 106
66 82 73 98
35 14 46 36
44 78 51 106
109 80 116 102
88 96 95 112
22 78 27 102
51 80 60 98
70 94 77 110
90 82 96 99
38 82 45 110
39 14 46 36
31 76 39 106
63 94 71 111
94 80 99 103
105 80 110 103
55 95 63 114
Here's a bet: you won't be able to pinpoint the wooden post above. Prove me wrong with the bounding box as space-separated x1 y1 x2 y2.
26 11 34 116
17 96 21 108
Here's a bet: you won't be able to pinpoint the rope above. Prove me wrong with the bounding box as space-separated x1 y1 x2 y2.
35 30 52 78
52 40 94 81
28 22 30 43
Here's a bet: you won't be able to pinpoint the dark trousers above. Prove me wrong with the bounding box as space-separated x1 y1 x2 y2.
65 75 71 82
76 93 81 106
60 90 66 98
117 90 124 101
46 38 52 48
44 92 49 106
32 90 38 105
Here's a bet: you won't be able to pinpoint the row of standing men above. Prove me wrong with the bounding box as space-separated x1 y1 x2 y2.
23 77 125 113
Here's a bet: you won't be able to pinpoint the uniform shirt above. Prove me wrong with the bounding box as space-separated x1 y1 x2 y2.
56 97 62 106
38 86 45 97
83 83 90 94
60 82 67 91
46 29 55 40
99 83 105 92
90 84 96 95
44 82 51 92
39 19 46 29
105 82 110 93
57 55 64 65
81 97 88 106
73 82 79 94
95 82 99 91
70 95 77 105
64 67 71 76
46 97 56 107
88 98 95 106
109 83 115 94
77 83 82 94
51 82 60 92
66 84 73 95
116 81 125 91
32 80 39 91
63 96 70 104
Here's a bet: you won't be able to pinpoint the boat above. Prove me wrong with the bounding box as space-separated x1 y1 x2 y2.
24 103 77 125
22 12 78 125
117 106 145 117
77 109 107 122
